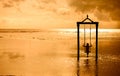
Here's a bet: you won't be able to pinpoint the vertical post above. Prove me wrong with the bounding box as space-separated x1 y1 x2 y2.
77 23 80 61
96 23 98 61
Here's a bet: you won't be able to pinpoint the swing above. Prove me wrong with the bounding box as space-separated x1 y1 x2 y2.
76 15 99 61
83 24 92 56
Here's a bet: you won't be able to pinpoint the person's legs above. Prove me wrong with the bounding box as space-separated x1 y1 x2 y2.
87 52 89 57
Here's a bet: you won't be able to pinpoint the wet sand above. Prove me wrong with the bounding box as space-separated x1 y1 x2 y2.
0 29 120 76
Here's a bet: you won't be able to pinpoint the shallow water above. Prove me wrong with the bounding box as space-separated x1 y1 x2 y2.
0 29 120 76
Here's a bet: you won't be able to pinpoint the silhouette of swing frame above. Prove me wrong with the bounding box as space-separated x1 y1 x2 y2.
76 15 99 61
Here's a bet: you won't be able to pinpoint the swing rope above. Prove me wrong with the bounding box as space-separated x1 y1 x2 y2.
84 24 86 46
90 24 92 46
90 24 92 52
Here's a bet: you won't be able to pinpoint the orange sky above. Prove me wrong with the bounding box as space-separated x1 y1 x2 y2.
0 0 120 29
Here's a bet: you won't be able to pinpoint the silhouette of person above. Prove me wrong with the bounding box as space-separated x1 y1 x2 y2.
84 43 92 57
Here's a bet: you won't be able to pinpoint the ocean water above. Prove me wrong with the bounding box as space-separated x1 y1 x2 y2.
0 29 120 76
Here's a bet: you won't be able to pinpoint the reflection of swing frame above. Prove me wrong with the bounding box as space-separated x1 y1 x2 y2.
76 15 99 61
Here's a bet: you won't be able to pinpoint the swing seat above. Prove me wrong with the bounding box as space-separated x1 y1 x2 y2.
85 50 91 53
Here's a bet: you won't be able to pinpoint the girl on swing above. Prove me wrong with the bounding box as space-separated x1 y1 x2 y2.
83 43 92 57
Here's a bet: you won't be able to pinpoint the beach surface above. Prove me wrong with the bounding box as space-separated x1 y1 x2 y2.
0 29 120 76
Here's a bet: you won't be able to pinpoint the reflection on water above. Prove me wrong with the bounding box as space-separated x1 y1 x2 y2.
76 58 98 76
77 61 80 76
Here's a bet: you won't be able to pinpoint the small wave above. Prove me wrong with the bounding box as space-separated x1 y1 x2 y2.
98 54 120 62
0 36 3 38
0 52 25 60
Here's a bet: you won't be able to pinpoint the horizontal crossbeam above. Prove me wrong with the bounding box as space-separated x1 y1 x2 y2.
77 22 98 24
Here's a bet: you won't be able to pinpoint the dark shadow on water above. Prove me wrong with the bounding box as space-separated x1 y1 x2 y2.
76 59 98 76
77 61 80 76
95 60 98 76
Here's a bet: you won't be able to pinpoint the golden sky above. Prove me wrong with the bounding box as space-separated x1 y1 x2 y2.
0 0 120 29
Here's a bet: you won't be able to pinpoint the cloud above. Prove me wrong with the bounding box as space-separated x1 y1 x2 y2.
0 0 75 29
0 0 119 29
69 0 120 21
32 0 71 16
0 0 25 8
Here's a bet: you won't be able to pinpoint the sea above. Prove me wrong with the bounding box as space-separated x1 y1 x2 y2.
0 29 120 76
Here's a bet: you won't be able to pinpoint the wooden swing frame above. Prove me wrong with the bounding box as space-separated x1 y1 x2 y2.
76 15 99 61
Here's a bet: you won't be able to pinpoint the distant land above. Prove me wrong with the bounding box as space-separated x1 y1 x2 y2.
0 29 41 33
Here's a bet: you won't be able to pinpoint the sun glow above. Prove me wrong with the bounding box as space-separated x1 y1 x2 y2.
54 29 120 33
